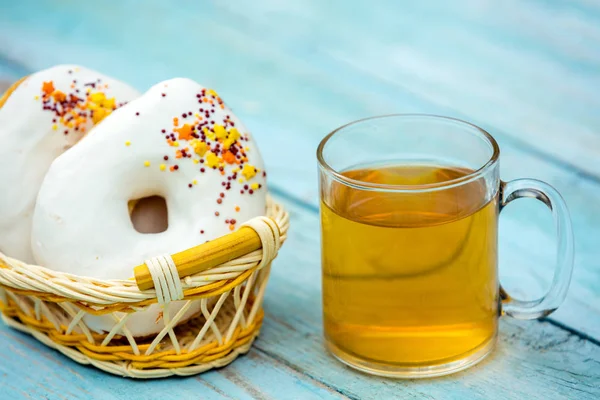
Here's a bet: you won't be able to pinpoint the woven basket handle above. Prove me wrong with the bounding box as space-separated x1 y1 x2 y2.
133 217 280 291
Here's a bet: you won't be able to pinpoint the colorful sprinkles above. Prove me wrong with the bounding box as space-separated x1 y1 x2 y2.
37 72 127 135
123 87 266 236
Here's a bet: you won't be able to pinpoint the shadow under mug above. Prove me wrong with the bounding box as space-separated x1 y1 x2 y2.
317 115 574 378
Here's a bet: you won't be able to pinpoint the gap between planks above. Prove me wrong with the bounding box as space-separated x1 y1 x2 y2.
0 53 30 78
252 347 358 400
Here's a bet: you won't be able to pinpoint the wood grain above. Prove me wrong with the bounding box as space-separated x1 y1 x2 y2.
0 320 347 400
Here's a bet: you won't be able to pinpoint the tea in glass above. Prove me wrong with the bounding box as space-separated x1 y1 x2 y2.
321 164 498 369
317 115 574 377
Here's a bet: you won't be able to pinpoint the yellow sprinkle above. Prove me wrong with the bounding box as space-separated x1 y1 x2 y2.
232 167 240 173
89 92 106 105
203 127 216 141
208 89 218 97
241 164 257 180
244 147 250 152
205 151 220 168
222 138 235 150
173 141 180 147
103 97 116 109
228 128 241 141
193 159 199 164
52 125 58 131
125 141 131 146
194 113 200 118
192 141 208 156
92 107 108 123
251 183 259 190
159 164 166 171
34 95 40 100
74 67 80 72
192 179 198 185
239 178 244 183
144 161 151 167
214 124 227 140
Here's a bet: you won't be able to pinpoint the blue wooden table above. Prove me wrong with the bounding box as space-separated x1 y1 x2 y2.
1 1 599 398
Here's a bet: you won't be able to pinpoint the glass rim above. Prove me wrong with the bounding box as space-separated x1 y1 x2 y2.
316 114 501 193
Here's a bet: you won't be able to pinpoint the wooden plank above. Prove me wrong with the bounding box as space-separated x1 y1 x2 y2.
0 198 597 399
0 316 347 400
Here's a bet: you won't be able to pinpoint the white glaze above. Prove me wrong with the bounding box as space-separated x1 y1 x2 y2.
0 65 139 262
32 78 267 336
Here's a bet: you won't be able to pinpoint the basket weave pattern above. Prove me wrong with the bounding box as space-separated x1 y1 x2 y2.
0 199 288 378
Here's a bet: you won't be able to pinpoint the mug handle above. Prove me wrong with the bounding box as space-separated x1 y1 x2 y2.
499 179 574 320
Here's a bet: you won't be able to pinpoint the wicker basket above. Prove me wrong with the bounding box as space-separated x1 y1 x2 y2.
0 194 288 378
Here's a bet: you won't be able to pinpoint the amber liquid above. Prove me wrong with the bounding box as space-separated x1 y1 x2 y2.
321 164 499 367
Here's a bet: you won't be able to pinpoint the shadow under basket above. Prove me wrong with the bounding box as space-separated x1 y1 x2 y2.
0 197 289 378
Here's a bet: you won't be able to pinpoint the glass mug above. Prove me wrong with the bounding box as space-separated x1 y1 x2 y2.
317 115 574 378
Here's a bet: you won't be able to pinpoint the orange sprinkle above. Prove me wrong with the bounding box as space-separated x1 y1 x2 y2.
220 104 225 109
220 170 225 176
175 150 183 159
170 166 176 172
173 117 179 127
222 151 236 164
235 206 240 212
229 224 235 231
42 81 55 95
174 124 193 141
52 90 66 102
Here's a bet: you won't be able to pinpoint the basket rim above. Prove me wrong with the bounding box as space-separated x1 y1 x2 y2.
0 196 289 307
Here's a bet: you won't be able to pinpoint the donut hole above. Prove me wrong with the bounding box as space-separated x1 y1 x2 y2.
129 196 169 234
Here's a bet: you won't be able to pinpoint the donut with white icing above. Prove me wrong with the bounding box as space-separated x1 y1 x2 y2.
0 65 139 263
32 78 267 335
